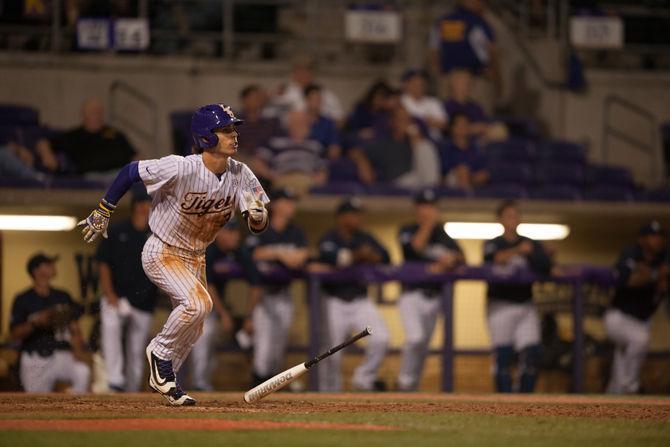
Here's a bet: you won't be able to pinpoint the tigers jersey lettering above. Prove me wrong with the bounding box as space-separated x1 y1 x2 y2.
138 154 269 251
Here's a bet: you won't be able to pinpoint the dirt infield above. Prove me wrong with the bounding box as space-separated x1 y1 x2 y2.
0 392 668 427
0 418 396 432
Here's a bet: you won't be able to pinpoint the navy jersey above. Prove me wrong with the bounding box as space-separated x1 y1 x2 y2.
612 245 669 321
399 223 463 293
10 288 76 356
318 229 391 300
430 7 495 74
205 243 244 297
483 235 552 303
243 222 307 289
96 220 158 313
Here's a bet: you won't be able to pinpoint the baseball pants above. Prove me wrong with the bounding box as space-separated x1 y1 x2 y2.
604 308 650 394
252 290 294 378
143 235 212 372
487 299 540 350
319 296 389 391
100 297 153 391
188 312 219 391
397 290 441 391
20 350 90 393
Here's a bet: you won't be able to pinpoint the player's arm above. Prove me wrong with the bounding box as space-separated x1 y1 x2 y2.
207 284 233 332
77 161 142 243
239 166 270 234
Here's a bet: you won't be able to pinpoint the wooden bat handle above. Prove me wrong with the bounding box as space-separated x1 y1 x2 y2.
304 326 372 369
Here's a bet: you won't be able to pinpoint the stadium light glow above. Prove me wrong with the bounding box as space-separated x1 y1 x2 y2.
0 215 78 232
444 222 570 240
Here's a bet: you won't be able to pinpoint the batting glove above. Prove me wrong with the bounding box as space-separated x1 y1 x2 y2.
77 199 115 243
243 191 267 223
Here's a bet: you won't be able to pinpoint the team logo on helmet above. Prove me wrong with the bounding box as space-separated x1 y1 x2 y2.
219 104 237 121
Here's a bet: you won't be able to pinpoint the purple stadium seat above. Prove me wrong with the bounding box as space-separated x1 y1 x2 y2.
586 165 634 187
365 184 413 196
491 116 538 139
537 140 586 164
0 125 18 145
328 158 360 183
584 185 634 202
50 177 109 189
535 162 585 186
310 182 366 195
484 138 535 162
170 111 193 156
487 161 533 184
0 104 39 126
530 184 582 201
435 186 469 198
0 177 44 188
474 182 528 199
642 188 670 203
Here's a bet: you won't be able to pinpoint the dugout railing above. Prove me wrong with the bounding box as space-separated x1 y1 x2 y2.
214 262 616 394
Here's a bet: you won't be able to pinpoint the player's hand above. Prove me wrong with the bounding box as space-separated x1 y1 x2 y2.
243 191 266 223
77 201 115 243
243 316 254 335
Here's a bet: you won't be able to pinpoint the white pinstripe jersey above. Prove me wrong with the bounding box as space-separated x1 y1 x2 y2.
138 154 269 252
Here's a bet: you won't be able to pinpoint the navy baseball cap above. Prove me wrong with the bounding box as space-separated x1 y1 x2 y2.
639 220 666 236
270 187 298 201
336 197 364 215
401 68 429 82
414 188 438 205
27 253 58 276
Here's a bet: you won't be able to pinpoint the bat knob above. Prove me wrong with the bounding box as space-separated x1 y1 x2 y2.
365 325 373 335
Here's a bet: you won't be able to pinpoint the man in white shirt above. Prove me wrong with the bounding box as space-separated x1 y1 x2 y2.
400 69 448 141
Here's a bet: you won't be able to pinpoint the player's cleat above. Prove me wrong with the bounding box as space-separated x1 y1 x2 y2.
163 383 197 406
146 346 196 406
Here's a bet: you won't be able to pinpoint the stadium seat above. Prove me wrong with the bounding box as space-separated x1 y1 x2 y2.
487 161 533 184
484 138 535 163
490 116 538 139
310 182 367 195
328 158 360 183
434 186 469 198
585 165 634 187
583 185 634 202
0 104 39 127
535 162 585 186
474 182 528 199
536 140 586 164
641 187 670 202
530 184 582 201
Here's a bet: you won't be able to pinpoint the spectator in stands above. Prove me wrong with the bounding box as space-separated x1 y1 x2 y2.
313 197 390 391
97 189 157 392
396 188 465 391
270 55 344 123
242 188 308 386
361 107 440 190
440 112 489 191
483 200 553 393
429 0 501 98
10 254 90 393
252 109 328 195
188 220 240 391
0 142 46 183
47 98 137 177
605 221 669 394
303 83 341 160
400 69 447 141
443 69 508 142
344 80 393 140
235 84 281 162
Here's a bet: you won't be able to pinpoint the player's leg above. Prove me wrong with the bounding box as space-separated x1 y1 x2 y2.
19 352 56 392
318 297 352 391
351 297 389 391
487 300 518 392
252 291 279 383
142 238 211 404
100 296 126 390
53 350 90 393
124 306 154 392
266 292 295 377
514 304 542 393
604 309 628 393
619 314 651 393
189 313 217 391
397 290 437 391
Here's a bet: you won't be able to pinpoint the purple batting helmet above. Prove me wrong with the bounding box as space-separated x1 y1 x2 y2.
191 104 243 153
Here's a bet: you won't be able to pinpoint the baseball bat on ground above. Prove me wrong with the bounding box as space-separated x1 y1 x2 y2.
243 326 373 403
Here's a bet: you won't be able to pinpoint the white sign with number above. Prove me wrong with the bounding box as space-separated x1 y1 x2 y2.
114 18 150 51
77 19 111 50
570 16 624 49
345 10 402 43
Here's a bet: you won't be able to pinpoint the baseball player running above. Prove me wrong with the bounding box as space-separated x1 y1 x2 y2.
77 104 269 405
483 200 553 393
397 188 464 391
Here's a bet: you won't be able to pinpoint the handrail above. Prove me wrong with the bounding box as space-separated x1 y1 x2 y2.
108 79 159 158
602 94 661 183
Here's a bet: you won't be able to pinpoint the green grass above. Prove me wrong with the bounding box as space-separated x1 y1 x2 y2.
1 394 669 447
